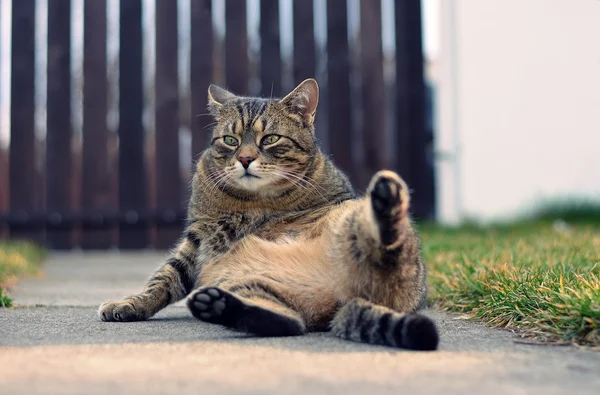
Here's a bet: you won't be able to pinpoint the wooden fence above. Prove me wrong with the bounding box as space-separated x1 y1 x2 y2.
0 0 433 250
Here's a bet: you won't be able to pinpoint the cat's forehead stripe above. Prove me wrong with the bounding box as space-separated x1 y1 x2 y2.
243 99 268 119
232 99 269 134
234 120 243 134
253 118 264 133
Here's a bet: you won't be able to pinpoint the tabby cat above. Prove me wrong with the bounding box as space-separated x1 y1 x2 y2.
98 79 439 351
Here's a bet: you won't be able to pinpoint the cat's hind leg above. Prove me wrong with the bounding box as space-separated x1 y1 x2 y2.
187 286 306 336
331 170 428 313
331 298 438 350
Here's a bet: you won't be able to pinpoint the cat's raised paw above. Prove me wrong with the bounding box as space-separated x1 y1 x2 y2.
368 171 409 218
368 171 410 246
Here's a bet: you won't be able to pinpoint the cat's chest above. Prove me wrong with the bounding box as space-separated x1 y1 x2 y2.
210 211 308 239
251 211 326 240
201 209 326 253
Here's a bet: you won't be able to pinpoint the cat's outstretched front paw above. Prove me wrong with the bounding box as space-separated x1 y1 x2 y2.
368 170 410 246
98 299 147 322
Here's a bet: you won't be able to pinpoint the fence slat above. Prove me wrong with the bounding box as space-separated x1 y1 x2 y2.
82 0 111 249
225 0 248 94
9 0 40 243
46 0 73 249
326 0 353 179
155 0 181 249
259 0 281 97
359 0 386 190
190 0 213 157
119 0 147 249
0 3 4 238
292 0 315 83
395 0 433 219
292 0 327 149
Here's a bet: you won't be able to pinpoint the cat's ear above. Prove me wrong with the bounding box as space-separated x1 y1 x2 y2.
280 79 319 125
207 84 236 115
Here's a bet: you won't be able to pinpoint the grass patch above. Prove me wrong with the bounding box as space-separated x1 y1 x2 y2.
0 241 46 307
421 215 600 348
0 288 12 307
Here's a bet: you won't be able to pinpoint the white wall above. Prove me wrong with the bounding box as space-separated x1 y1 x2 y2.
435 0 600 224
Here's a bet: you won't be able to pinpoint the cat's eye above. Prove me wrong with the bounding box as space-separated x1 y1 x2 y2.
261 135 280 145
223 136 239 147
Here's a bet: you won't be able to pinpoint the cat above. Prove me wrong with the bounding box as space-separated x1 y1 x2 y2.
98 78 439 351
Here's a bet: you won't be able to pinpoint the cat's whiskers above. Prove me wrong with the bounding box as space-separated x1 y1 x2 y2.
274 166 329 197
207 172 232 198
254 165 306 190
279 166 328 195
260 168 328 204
198 173 224 198
198 168 225 191
202 168 234 198
203 121 219 131
277 170 329 203
272 171 312 194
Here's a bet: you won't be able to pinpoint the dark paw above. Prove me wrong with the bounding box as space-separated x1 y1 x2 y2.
368 171 409 246
371 176 402 216
98 300 146 322
187 287 242 326
394 314 439 351
187 287 306 336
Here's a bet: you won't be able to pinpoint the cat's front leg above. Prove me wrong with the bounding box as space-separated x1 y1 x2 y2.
98 224 201 321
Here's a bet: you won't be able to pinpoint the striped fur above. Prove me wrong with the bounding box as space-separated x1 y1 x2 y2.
98 79 438 350
331 298 439 351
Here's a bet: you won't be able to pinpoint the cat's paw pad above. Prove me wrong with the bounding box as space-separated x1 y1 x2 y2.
187 287 234 322
368 170 409 218
98 300 145 322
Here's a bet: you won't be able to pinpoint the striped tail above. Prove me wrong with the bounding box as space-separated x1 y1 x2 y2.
331 298 439 351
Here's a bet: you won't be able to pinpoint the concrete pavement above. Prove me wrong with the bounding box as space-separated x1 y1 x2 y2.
1 252 599 395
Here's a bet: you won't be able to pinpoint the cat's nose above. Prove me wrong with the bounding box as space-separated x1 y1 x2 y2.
238 156 256 169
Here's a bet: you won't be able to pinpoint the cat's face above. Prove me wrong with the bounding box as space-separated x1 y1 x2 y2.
206 79 319 195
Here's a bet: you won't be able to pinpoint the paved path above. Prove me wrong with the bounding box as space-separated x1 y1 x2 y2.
1 253 599 395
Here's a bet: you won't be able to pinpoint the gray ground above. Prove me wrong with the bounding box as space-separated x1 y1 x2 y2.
1 253 599 395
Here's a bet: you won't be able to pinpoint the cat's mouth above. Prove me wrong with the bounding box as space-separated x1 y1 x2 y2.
241 172 260 179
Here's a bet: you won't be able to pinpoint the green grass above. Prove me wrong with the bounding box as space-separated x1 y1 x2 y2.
0 241 46 307
0 289 12 307
421 212 600 348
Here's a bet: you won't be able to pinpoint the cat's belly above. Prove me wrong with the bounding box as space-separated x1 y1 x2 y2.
198 233 339 327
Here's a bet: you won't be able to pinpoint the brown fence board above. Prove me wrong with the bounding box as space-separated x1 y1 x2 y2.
395 0 432 219
259 0 281 98
0 4 4 238
292 0 315 83
225 0 248 94
46 0 73 249
359 0 386 189
190 0 214 157
119 0 147 249
82 0 112 249
292 0 326 148
326 0 353 179
155 0 182 249
9 0 40 243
